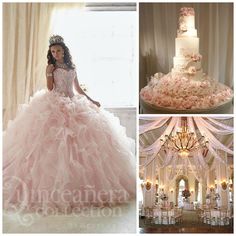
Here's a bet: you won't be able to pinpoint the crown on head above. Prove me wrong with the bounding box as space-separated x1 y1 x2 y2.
49 35 64 45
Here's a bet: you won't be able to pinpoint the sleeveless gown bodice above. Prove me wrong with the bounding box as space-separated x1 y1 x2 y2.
53 68 76 98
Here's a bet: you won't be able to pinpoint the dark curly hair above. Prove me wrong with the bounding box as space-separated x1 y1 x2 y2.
47 42 75 69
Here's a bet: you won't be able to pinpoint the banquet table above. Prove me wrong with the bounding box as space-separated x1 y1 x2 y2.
140 94 233 114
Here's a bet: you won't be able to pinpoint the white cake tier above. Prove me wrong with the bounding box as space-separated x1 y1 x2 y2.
175 37 199 57
177 29 197 37
171 68 204 80
179 15 195 29
173 56 202 70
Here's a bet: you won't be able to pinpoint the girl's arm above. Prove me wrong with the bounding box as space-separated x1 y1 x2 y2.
46 64 55 91
74 75 100 107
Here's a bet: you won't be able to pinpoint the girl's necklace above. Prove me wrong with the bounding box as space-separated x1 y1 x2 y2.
56 61 68 69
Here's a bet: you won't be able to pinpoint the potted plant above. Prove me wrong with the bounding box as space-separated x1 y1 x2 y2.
160 193 168 201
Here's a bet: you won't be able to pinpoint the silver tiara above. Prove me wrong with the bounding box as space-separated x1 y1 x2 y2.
49 35 64 45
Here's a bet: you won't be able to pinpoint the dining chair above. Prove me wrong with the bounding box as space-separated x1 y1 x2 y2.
204 209 211 225
144 207 153 225
210 210 220 226
161 209 169 224
196 208 205 223
171 208 182 224
219 209 230 226
152 208 160 224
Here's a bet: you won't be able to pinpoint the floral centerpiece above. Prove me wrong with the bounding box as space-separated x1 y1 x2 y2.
214 193 220 201
182 189 191 199
155 193 159 204
160 193 168 201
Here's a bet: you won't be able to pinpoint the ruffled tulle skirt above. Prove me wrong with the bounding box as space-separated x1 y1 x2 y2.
3 90 136 214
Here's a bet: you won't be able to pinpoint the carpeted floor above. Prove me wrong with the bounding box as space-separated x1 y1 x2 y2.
139 210 233 233
3 201 136 233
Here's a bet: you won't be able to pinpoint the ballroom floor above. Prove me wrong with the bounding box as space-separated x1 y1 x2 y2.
3 201 136 233
139 210 233 233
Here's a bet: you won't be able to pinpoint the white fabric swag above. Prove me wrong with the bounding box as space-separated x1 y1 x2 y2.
140 117 233 183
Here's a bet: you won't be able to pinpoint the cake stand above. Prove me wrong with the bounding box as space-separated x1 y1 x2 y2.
140 97 233 114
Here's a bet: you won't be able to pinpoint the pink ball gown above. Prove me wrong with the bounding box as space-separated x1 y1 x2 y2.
3 68 136 214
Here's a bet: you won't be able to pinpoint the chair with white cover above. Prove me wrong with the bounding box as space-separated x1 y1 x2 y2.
171 208 182 224
196 208 205 223
144 207 154 225
204 209 211 225
219 209 230 226
210 209 220 226
161 209 169 224
152 208 161 224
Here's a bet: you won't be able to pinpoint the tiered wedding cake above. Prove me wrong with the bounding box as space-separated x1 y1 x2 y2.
140 7 233 111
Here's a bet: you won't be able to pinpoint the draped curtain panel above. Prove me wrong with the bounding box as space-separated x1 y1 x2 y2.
3 3 84 129
139 3 233 91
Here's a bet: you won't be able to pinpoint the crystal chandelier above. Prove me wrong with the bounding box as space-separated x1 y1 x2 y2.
160 118 208 157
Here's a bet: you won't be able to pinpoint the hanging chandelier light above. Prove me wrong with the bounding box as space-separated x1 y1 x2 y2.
160 118 208 157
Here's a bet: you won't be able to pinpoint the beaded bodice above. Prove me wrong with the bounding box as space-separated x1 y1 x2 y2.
53 68 76 98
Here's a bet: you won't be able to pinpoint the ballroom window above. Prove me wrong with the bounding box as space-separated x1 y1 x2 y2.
229 190 233 202
197 182 201 202
50 4 136 108
178 179 185 206
138 178 144 205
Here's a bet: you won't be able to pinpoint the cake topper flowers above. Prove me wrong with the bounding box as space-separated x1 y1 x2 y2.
180 7 195 16
191 54 202 62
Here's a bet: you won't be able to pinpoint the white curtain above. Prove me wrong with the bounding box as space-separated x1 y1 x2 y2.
139 3 233 90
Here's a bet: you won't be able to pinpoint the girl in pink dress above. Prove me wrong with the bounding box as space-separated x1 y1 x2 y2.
3 35 136 215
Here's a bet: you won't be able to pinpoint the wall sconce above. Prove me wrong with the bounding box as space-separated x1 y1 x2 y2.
229 178 233 189
190 189 194 194
170 189 174 193
221 180 227 190
210 185 214 192
141 181 144 189
159 185 164 192
155 180 159 190
141 179 152 190
214 179 218 188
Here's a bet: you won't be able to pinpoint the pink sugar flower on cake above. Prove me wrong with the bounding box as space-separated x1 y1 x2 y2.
180 7 195 16
187 66 197 75
179 24 187 32
191 53 202 62
143 92 152 101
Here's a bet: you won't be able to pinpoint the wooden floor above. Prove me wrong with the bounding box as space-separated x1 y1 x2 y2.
139 210 233 233
139 225 233 233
